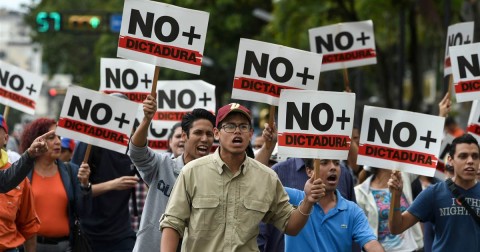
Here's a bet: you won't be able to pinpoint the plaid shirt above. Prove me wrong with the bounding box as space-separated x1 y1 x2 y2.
129 180 148 232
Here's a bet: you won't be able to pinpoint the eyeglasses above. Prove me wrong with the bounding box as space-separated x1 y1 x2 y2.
221 123 251 133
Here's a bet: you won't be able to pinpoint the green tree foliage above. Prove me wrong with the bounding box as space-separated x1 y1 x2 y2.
260 0 464 113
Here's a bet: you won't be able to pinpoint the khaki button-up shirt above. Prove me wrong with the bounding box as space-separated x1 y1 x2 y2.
160 149 295 252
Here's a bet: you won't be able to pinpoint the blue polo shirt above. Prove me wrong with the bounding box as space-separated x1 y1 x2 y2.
284 188 376 252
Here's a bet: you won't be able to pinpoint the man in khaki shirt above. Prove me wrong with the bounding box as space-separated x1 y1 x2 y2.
160 103 326 252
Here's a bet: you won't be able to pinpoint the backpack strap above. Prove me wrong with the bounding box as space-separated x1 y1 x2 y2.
446 178 480 225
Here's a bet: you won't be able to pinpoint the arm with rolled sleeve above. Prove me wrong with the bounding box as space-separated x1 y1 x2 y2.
160 169 191 252
264 179 296 234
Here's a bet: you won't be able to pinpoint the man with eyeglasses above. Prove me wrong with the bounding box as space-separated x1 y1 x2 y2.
160 103 326 252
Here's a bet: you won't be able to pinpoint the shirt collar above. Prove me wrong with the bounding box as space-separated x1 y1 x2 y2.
335 189 348 211
173 154 185 175
294 158 305 172
213 147 248 175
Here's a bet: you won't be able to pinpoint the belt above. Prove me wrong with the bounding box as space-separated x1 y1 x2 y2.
4 247 21 252
37 236 69 244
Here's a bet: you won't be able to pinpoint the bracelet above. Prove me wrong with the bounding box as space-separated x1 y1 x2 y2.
393 207 402 212
297 200 313 216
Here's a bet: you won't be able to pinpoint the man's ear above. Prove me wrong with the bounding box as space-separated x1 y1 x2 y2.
214 127 220 141
306 168 314 178
181 131 188 141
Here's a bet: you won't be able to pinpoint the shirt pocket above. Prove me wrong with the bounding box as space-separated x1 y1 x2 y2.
191 197 222 231
2 189 21 220
237 198 269 234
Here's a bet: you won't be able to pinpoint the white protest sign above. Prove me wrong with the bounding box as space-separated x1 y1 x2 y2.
357 106 445 177
309 20 376 72
277 90 355 160
232 39 322 106
467 99 480 142
0 60 43 115
133 106 176 153
100 58 155 103
117 0 209 75
56 85 139 154
450 43 480 102
444 22 474 76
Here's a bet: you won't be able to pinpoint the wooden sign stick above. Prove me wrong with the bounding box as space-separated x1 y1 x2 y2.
150 66 161 98
343 68 352 92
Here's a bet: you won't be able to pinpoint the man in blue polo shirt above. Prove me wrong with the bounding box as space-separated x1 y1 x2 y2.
284 159 384 252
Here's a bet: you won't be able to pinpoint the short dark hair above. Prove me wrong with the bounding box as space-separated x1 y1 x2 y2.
448 134 480 158
303 158 314 170
181 109 215 137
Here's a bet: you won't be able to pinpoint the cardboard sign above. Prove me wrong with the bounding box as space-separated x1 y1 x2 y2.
100 58 155 103
138 80 215 152
450 42 480 102
56 85 139 154
0 60 43 115
232 39 322 106
154 80 216 120
309 20 376 72
357 106 445 177
132 106 175 153
467 99 480 142
277 90 355 159
444 22 474 76
117 0 209 75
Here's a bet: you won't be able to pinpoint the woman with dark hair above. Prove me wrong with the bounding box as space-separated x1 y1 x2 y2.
20 118 92 252
166 122 184 158
355 167 423 252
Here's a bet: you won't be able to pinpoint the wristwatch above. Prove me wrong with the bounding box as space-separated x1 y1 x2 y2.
80 182 92 191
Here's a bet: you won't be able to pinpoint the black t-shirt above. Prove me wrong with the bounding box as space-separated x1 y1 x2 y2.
72 143 135 242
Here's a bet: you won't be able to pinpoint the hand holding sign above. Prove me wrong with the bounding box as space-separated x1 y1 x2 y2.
304 176 326 203
438 92 451 117
77 162 91 187
143 95 157 121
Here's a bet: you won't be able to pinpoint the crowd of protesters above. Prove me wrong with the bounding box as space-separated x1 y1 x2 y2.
0 92 479 252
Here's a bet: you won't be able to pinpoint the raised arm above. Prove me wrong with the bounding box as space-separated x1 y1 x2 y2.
131 95 157 147
387 171 419 234
254 122 277 166
438 92 451 117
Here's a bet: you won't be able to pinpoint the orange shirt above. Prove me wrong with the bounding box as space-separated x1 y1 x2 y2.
0 163 40 250
32 170 70 237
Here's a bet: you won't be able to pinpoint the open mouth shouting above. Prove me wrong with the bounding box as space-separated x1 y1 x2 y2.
197 145 209 156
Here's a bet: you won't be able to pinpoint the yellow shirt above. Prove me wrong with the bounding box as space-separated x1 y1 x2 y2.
160 148 295 252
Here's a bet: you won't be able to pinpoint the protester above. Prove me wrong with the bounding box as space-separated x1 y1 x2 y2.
388 134 480 251
59 137 75 162
71 93 139 252
411 175 440 252
252 133 265 150
355 167 423 251
0 115 50 193
0 116 41 252
166 122 184 158
21 118 91 252
128 94 216 252
257 123 357 252
284 159 384 252
160 103 326 251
